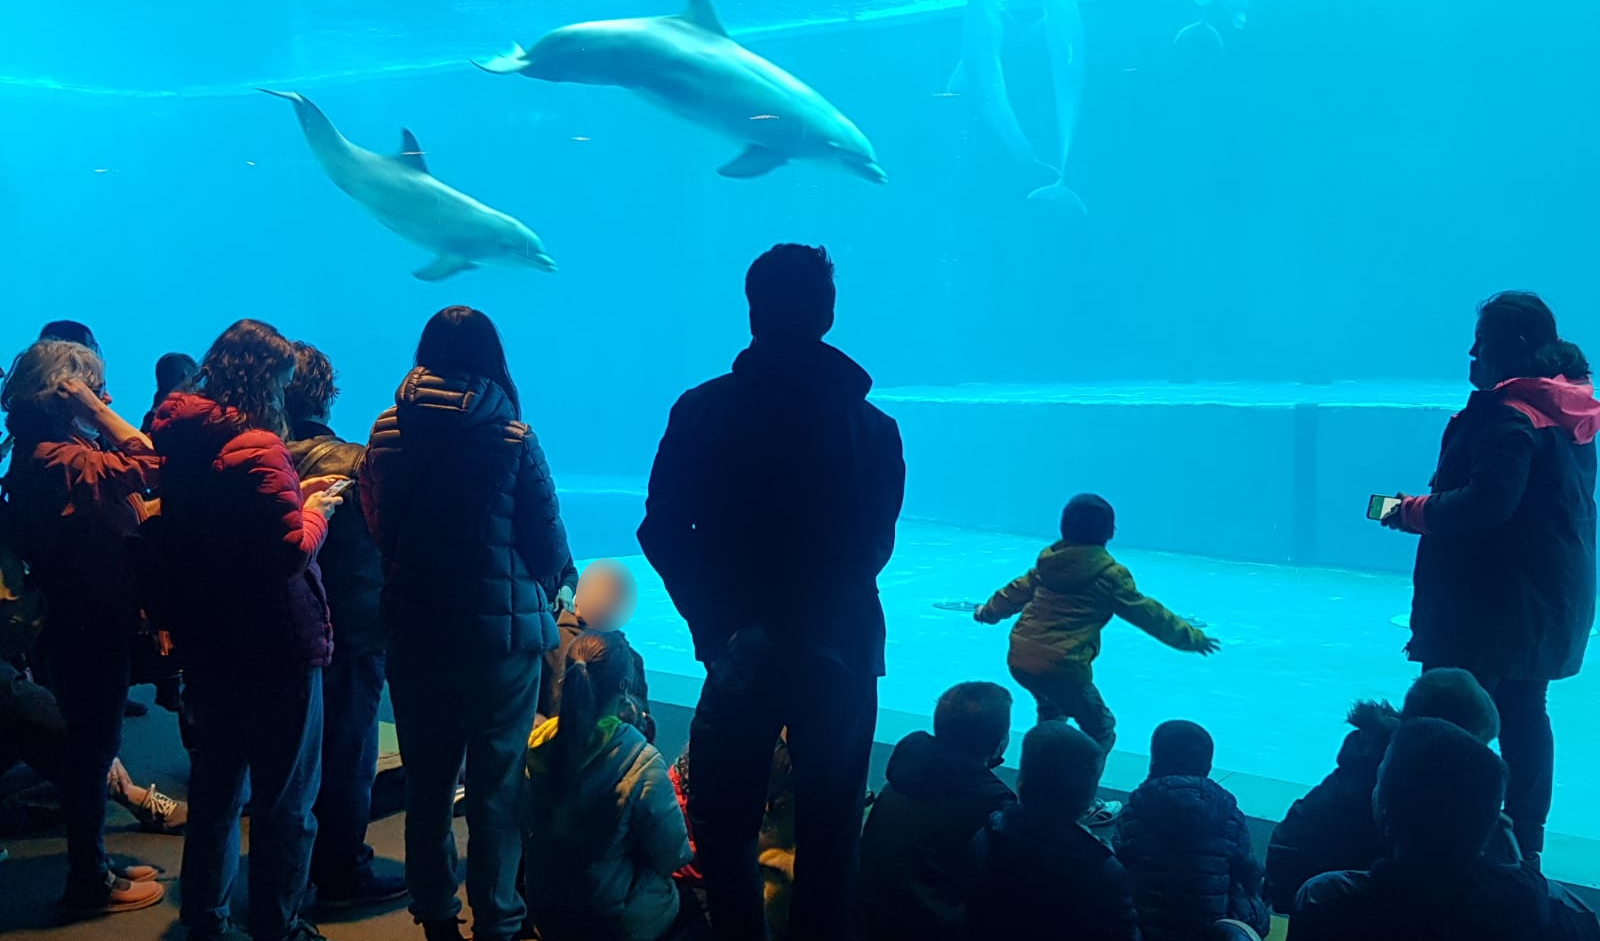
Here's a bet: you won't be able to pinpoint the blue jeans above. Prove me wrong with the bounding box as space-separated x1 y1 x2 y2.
180 667 323 941
310 649 386 893
41 617 131 893
389 643 541 941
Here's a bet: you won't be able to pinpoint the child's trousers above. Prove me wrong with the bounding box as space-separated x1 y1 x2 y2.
1008 663 1117 753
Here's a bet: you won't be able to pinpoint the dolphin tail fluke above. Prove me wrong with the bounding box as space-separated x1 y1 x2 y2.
413 254 478 281
1026 180 1088 214
473 43 530 75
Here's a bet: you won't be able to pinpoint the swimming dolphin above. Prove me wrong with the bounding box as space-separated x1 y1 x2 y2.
1027 0 1088 212
259 89 556 280
948 0 1057 177
475 0 886 183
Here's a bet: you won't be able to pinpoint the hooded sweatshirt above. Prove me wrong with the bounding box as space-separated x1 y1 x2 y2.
857 731 1017 941
524 715 692 941
1114 774 1270 941
150 392 332 674
977 542 1207 678
1404 375 1599 681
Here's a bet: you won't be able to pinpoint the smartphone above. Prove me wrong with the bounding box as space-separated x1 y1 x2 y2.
1367 494 1401 521
323 478 354 499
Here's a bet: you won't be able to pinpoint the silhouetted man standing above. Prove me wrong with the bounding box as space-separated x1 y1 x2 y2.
639 244 905 940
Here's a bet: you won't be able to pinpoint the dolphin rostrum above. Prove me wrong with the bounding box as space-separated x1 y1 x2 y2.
475 0 886 184
260 89 556 280
948 0 1056 179
1028 0 1088 212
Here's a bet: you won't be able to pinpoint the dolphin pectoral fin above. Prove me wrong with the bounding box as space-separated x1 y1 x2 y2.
679 0 730 37
947 60 970 95
258 88 303 103
1026 181 1088 214
718 145 787 179
396 129 430 173
413 254 478 281
473 43 530 74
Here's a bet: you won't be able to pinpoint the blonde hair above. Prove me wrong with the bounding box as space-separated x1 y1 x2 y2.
1 340 106 440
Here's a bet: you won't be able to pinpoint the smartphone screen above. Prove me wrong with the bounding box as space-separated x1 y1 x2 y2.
1367 494 1401 521
324 478 353 498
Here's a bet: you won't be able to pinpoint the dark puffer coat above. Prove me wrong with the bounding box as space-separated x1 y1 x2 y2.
360 367 569 657
1114 775 1270 940
1406 376 1599 680
151 393 332 675
637 339 904 674
858 731 1016 941
966 804 1140 941
287 420 386 659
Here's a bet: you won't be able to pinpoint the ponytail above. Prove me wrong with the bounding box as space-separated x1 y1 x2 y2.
1533 339 1591 382
549 631 636 791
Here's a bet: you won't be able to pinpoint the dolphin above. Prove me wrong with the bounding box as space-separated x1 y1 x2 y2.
259 89 556 280
475 0 886 183
948 0 1055 177
1027 0 1088 212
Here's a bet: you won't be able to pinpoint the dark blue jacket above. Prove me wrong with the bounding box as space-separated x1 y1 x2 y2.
638 339 904 675
1115 775 1269 940
1408 377 1598 680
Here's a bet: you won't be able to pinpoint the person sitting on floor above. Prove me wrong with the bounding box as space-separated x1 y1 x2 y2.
858 681 1017 941
1291 718 1597 941
966 722 1139 941
1113 720 1270 941
1265 667 1507 911
974 493 1220 826
524 631 692 941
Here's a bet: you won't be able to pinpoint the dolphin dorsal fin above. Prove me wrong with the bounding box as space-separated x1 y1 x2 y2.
396 129 429 173
679 0 729 37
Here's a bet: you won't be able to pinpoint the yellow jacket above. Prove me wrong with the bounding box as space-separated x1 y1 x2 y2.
977 543 1206 680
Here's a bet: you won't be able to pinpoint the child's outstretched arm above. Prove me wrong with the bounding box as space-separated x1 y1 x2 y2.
974 570 1040 624
1103 565 1219 654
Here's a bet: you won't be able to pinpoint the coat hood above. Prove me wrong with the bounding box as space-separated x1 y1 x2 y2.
1126 775 1240 839
528 715 637 778
151 392 251 460
391 366 519 439
884 731 1012 803
1495 376 1600 445
731 339 872 405
1035 543 1118 592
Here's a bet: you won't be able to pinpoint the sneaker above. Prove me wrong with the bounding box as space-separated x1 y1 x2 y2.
113 782 188 833
61 870 166 915
420 917 468 941
452 784 467 818
1081 797 1124 827
116 864 160 883
315 869 409 909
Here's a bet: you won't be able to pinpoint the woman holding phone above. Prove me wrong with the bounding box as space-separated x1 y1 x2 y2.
360 305 572 941
1382 290 1598 867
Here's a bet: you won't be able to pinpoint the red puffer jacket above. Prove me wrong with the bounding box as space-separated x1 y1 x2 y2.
150 392 332 675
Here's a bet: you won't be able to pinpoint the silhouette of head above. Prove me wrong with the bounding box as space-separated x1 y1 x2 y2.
1400 668 1500 745
198 319 297 435
1472 291 1590 390
154 353 198 399
38 320 101 357
284 342 340 425
934 681 1013 766
1060 494 1116 545
1149 719 1214 778
574 559 639 633
1375 717 1506 862
1018 722 1105 819
747 244 836 342
1 340 106 440
415 305 521 418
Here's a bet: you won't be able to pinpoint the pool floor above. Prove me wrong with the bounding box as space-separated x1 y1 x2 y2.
608 519 1600 863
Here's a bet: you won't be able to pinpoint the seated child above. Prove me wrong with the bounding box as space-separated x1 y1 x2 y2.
1113 720 1271 941
975 493 1218 824
539 559 651 732
1292 718 1595 941
966 722 1140 941
1266 667 1507 912
858 682 1017 941
523 631 692 941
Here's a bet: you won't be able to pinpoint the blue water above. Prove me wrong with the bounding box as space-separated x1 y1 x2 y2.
6 0 1600 883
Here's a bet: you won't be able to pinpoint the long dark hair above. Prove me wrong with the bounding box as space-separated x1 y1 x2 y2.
415 305 521 418
1479 291 1591 381
196 320 296 435
549 631 636 791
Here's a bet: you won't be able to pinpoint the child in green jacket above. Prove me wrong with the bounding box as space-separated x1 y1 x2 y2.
976 495 1218 822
